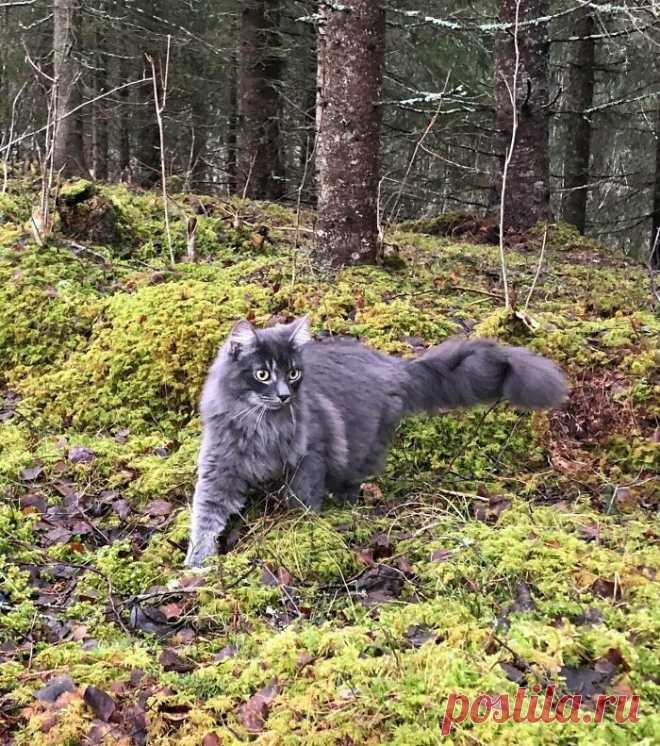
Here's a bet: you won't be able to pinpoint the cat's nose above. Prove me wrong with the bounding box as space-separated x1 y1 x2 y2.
277 393 291 404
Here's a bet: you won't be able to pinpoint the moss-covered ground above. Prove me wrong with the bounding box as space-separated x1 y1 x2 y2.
0 181 658 744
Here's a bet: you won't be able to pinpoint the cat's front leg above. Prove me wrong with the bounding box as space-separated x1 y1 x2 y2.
185 468 247 568
287 452 327 512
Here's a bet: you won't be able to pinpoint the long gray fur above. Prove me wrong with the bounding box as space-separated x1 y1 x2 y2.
185 317 567 566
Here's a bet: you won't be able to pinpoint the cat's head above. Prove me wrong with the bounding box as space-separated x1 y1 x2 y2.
222 316 311 411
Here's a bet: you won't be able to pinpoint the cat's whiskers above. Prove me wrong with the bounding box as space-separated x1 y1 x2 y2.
231 404 261 424
255 404 268 433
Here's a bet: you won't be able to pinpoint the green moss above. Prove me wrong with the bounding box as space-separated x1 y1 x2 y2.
58 178 95 204
0 190 31 224
0 244 109 384
1 182 659 745
17 276 273 434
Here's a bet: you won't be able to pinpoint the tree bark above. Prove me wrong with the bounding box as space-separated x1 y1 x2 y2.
316 0 385 266
117 51 131 178
92 24 109 181
237 0 285 199
492 0 552 230
651 102 660 267
226 36 238 194
561 7 595 234
52 0 85 177
134 50 161 188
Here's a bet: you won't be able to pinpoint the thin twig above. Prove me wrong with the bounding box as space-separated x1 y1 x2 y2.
147 35 174 267
2 81 28 192
497 0 522 309
523 224 548 312
0 77 152 155
383 71 452 234
241 150 258 200
646 227 660 307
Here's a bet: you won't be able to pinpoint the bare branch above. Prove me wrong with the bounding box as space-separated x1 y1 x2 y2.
0 77 152 155
498 0 522 309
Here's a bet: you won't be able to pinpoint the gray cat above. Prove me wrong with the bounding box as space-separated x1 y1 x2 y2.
184 316 567 567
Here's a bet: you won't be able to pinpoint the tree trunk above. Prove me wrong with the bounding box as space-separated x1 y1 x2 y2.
237 0 285 199
226 37 238 194
117 51 131 178
651 102 660 267
561 7 595 234
135 50 161 189
492 0 551 230
52 0 85 177
316 0 385 266
92 25 108 181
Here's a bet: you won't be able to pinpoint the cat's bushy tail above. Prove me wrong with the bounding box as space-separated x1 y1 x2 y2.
403 337 567 413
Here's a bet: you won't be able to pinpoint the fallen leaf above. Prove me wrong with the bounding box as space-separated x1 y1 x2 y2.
113 499 132 520
405 625 436 648
202 734 221 746
159 648 196 673
129 605 171 636
431 548 452 562
559 663 617 700
20 492 47 514
578 522 601 542
511 582 535 612
160 602 183 621
296 650 315 669
43 526 73 544
261 565 293 587
396 555 414 575
84 686 116 722
214 644 237 662
360 482 383 503
370 532 393 560
353 565 404 604
146 499 172 517
20 465 43 481
237 681 278 733
614 486 638 512
34 676 76 703
68 446 96 464
596 647 629 672
474 496 511 524
40 712 59 732
500 661 526 684
356 549 374 566
574 606 604 626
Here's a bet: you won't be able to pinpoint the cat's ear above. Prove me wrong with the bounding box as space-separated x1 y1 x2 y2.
228 319 257 358
289 315 312 349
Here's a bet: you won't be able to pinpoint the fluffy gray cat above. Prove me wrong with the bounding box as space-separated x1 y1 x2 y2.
185 316 567 567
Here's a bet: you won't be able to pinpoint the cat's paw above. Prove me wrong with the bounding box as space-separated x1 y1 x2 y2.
184 534 217 568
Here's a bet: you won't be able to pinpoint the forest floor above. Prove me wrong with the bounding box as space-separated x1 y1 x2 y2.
0 180 658 745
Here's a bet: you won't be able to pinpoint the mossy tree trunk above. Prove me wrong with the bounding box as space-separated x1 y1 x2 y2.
52 0 85 177
316 0 385 266
492 0 552 230
561 7 595 234
237 0 285 200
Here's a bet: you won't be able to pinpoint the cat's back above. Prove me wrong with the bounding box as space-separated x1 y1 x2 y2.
301 337 405 402
303 336 397 375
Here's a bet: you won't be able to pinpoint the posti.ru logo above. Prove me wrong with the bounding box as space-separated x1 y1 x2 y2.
440 685 640 735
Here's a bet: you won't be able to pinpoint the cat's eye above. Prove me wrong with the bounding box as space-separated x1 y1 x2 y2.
254 368 270 382
288 368 301 382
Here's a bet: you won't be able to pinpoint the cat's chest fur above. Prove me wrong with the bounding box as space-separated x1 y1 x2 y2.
225 407 308 485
